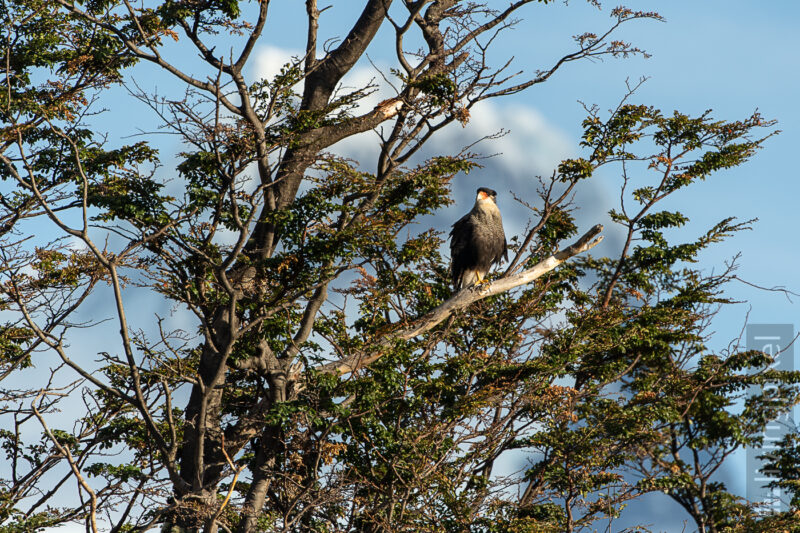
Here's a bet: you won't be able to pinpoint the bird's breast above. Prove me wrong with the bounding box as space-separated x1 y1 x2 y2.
471 208 504 233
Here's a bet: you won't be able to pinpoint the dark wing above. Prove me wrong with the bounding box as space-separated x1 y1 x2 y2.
482 218 506 267
491 215 507 265
449 213 476 288
499 235 508 264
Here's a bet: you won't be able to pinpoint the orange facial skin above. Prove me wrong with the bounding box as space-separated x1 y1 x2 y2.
478 191 489 200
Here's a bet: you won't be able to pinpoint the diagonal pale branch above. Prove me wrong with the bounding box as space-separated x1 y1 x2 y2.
318 224 604 376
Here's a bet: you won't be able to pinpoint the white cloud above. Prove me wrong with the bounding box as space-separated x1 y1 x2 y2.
252 46 573 176
422 103 573 179
253 45 303 85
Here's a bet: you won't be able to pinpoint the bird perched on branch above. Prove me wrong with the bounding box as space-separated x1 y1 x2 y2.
449 187 508 290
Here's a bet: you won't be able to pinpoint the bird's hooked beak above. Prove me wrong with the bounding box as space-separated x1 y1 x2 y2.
476 190 495 203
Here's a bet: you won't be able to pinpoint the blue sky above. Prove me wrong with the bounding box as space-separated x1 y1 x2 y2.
502 1 800 334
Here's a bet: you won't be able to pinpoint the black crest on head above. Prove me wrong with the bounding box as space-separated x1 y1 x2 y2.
477 187 497 197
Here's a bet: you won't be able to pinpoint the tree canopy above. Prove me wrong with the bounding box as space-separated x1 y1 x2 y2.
1 1 798 532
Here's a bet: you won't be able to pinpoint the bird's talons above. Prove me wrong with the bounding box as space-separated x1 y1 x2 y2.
472 276 491 289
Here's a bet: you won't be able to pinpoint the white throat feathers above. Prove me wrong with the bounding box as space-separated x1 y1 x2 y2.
474 195 501 218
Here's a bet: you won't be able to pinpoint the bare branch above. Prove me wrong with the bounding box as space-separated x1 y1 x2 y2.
320 224 604 376
32 392 99 533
